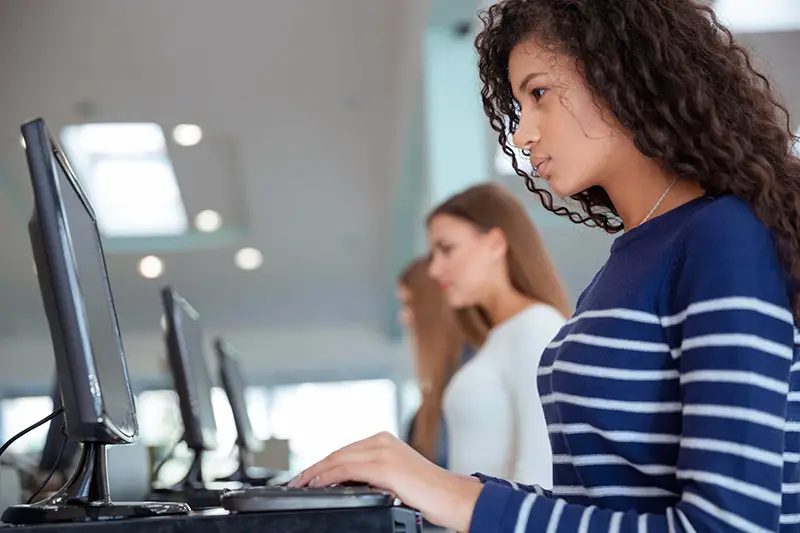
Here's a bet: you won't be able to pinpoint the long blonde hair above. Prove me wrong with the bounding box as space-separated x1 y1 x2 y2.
399 258 464 463
427 183 572 347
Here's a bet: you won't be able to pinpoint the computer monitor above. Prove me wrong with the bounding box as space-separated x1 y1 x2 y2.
213 339 272 486
214 339 260 454
38 379 79 476
2 118 190 524
161 287 218 489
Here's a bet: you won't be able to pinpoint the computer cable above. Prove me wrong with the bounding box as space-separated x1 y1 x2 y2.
0 407 64 496
0 407 64 463
26 424 68 504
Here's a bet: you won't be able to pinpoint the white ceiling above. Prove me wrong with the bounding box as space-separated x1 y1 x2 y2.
0 0 425 337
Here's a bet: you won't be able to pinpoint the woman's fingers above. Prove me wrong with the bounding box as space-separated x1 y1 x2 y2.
289 441 379 487
307 461 379 489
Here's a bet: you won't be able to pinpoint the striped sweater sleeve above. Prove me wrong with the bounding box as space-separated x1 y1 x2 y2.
468 212 796 533
472 473 553 498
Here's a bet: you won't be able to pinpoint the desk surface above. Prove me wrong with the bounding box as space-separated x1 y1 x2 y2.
0 506 420 533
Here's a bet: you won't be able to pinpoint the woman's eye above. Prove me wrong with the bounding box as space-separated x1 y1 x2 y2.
532 88 547 101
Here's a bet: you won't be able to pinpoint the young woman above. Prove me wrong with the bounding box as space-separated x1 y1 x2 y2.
290 1 800 532
397 257 465 468
426 183 570 485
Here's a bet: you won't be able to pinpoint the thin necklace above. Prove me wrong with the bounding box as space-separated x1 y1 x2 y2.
637 177 678 228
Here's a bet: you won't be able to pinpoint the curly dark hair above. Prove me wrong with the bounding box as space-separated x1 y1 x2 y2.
475 0 800 314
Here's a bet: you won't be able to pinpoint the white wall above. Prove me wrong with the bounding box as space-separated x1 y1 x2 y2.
0 325 414 394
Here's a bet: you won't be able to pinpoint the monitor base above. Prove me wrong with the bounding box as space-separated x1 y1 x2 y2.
215 465 275 487
2 441 191 525
1 501 190 525
149 445 247 509
214 447 278 487
149 483 242 510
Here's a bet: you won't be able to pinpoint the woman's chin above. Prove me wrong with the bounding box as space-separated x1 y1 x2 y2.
447 294 472 310
546 175 583 199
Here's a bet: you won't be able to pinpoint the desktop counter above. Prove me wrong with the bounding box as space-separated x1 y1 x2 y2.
0 506 421 533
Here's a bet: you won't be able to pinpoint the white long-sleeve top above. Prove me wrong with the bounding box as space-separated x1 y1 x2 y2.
442 303 565 487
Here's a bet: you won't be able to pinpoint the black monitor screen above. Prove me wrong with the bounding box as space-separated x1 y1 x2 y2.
23 118 137 443
56 155 135 435
215 339 261 453
180 304 218 443
162 289 218 451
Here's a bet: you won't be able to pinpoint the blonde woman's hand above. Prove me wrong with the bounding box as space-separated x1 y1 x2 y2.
288 431 483 532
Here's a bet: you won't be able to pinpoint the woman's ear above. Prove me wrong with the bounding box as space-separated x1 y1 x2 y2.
485 227 508 261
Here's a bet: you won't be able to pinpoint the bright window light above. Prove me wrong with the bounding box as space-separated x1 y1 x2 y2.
61 123 188 237
714 0 800 33
1 396 54 453
269 380 397 472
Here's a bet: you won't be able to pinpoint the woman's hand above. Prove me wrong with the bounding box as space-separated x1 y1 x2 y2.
288 431 483 532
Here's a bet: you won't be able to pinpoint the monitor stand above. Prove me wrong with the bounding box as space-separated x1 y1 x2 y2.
2 442 190 525
149 447 243 510
214 447 275 487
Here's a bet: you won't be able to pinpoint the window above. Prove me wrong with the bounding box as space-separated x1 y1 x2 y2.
268 379 398 472
60 123 188 237
135 387 271 485
135 390 183 446
714 0 800 33
0 396 54 454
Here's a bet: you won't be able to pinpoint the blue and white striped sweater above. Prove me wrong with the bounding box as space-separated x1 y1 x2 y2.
470 195 800 533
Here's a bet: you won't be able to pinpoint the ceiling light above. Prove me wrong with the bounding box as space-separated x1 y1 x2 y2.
713 0 800 33
172 124 203 147
235 247 263 271
138 255 164 279
195 209 223 233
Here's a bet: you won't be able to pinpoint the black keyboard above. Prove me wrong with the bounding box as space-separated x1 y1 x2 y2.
220 484 396 513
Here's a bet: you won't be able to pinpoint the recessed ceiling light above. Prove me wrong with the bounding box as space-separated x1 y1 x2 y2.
172 124 202 147
235 247 263 271
138 255 164 279
195 209 223 233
